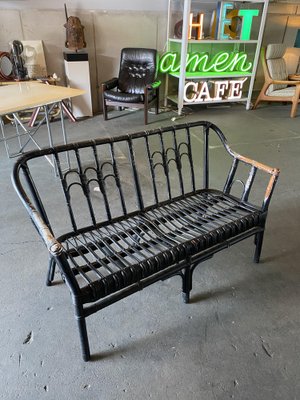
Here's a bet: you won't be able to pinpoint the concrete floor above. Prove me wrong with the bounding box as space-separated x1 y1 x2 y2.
0 102 299 399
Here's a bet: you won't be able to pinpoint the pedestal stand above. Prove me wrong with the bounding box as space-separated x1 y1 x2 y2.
64 52 93 118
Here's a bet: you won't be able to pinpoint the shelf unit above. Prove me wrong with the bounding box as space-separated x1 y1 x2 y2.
164 0 269 114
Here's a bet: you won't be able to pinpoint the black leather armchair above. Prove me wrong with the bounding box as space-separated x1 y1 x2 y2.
101 48 161 125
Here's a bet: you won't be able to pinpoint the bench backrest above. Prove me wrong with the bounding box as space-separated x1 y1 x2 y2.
13 121 279 239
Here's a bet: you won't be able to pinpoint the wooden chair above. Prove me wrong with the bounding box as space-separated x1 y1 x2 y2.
253 44 300 117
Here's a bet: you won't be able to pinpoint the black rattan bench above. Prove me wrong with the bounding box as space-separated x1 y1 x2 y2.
12 121 279 361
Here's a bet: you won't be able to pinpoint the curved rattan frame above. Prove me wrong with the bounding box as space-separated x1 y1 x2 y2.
12 121 279 361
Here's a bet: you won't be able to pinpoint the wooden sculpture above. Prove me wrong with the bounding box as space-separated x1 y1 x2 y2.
64 4 86 52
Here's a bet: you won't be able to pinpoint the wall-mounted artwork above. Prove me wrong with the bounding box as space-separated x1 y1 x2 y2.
21 40 47 78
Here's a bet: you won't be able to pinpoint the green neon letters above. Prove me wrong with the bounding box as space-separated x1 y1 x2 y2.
159 51 252 74
238 9 260 40
217 2 259 40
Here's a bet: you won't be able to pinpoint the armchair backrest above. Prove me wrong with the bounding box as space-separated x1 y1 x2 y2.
265 44 288 93
118 48 157 95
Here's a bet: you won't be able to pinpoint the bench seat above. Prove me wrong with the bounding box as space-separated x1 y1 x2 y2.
61 189 262 303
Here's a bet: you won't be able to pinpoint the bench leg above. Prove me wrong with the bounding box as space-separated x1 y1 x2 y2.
182 266 193 304
77 315 91 362
254 231 264 263
46 257 56 286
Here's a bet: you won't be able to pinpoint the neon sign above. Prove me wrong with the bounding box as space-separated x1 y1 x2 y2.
183 78 248 103
238 9 260 40
159 51 252 74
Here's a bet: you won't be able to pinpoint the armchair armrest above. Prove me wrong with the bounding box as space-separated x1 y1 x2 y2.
150 80 161 89
102 78 118 91
288 74 300 81
146 80 161 90
272 79 300 85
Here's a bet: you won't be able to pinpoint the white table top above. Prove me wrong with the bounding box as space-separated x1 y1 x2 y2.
0 81 85 115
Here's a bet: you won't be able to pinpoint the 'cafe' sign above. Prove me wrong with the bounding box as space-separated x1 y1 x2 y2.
183 78 248 103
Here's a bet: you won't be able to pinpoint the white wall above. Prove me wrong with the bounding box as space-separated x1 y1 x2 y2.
0 0 169 11
0 8 168 114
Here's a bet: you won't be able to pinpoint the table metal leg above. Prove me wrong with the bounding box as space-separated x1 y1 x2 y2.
0 117 10 158
1 100 76 171
59 102 71 169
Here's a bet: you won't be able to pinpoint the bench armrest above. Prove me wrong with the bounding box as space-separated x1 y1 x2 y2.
229 149 280 211
12 164 63 257
30 208 63 256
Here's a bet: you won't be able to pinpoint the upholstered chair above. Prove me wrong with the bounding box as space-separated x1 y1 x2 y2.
253 44 300 117
101 48 160 125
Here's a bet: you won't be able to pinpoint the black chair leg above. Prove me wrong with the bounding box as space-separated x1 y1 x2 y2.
182 266 193 304
144 104 148 125
144 87 149 125
155 88 160 115
254 231 265 263
46 257 56 286
102 98 108 121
